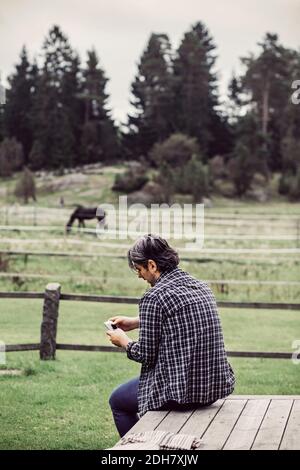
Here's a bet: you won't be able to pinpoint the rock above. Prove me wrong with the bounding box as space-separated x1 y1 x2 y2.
127 181 166 206
202 197 213 208
247 187 270 202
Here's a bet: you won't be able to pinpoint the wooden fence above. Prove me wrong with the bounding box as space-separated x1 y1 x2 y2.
1 285 299 360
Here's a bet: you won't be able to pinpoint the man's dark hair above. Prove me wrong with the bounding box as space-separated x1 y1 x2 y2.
128 234 179 273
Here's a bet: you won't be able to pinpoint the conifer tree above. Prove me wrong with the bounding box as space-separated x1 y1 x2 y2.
4 47 36 163
127 33 174 158
173 22 222 156
80 49 119 163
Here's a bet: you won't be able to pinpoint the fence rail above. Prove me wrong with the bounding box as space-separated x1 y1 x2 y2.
0 271 299 287
2 248 300 261
4 343 292 359
1 290 300 309
1 284 299 360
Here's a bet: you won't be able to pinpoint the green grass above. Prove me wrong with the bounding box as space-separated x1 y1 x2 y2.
0 352 299 450
0 176 300 449
0 253 299 302
0 299 299 351
0 166 122 208
0 299 299 449
0 351 140 450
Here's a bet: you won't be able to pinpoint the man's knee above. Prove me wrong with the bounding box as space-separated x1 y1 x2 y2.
109 385 122 410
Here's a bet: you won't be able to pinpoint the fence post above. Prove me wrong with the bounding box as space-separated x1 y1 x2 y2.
40 283 61 360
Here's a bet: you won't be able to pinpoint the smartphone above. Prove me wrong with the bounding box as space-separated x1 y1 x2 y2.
104 320 117 331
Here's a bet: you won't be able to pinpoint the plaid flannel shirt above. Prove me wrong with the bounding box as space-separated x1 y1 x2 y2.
127 267 235 417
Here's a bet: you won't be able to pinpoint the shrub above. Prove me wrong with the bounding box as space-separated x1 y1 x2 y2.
289 170 300 201
278 172 293 196
112 162 148 192
149 133 200 168
228 141 255 196
14 167 36 203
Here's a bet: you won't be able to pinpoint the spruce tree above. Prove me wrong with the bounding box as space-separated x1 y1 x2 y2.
127 33 174 158
173 22 221 156
32 26 78 169
80 49 119 164
4 47 36 163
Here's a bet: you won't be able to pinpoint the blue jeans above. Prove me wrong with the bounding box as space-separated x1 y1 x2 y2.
109 377 140 437
109 376 216 437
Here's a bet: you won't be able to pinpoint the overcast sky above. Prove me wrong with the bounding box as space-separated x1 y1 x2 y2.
0 0 299 124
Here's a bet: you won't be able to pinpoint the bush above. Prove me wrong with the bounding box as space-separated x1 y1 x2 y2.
14 167 36 203
281 133 300 174
170 156 210 202
182 156 209 202
289 170 300 201
112 162 148 192
208 155 227 180
228 141 255 196
149 133 200 168
127 182 166 206
278 172 293 196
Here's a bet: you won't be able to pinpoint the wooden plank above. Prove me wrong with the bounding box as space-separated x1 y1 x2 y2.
56 344 124 353
197 399 247 450
115 410 169 446
280 399 300 450
5 344 293 360
1 290 298 311
0 249 125 259
155 410 194 433
1 271 299 286
223 399 270 450
5 343 40 352
2 247 300 255
227 351 292 359
227 395 300 400
60 294 139 304
0 292 44 299
179 400 225 437
252 399 293 450
218 301 300 311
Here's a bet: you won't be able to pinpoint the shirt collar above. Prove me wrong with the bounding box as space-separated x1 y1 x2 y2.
154 266 181 286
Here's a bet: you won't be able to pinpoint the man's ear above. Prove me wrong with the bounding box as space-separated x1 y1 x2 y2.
148 259 158 272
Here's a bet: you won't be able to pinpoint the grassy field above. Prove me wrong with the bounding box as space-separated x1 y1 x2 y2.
0 299 299 449
0 250 299 302
1 353 299 450
0 166 300 449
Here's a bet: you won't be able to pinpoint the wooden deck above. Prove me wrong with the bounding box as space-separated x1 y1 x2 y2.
115 396 300 450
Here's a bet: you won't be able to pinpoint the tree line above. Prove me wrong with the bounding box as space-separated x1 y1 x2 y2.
0 23 299 199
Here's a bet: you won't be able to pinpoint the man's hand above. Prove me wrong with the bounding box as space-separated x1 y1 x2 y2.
106 328 132 349
109 316 139 331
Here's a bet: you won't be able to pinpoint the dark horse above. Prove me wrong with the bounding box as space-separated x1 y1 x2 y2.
66 205 106 233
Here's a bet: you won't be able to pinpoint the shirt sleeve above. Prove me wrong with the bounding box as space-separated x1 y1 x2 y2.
126 294 163 368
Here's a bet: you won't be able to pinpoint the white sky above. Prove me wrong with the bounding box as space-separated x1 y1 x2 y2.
0 0 299 125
